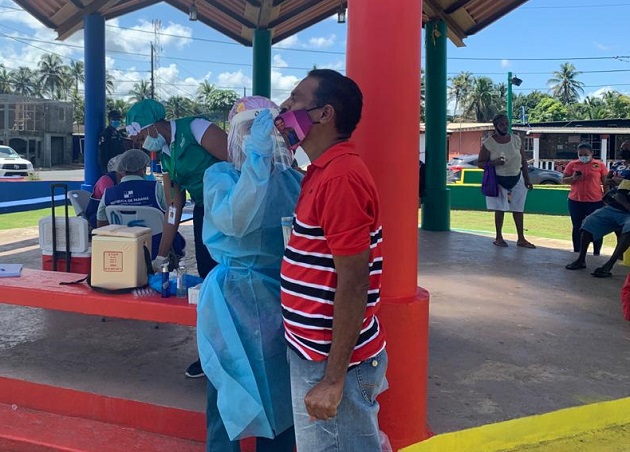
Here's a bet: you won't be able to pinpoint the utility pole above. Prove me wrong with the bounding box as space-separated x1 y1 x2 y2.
150 42 155 99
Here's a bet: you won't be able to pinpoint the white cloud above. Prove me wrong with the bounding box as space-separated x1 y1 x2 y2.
588 86 615 98
321 60 345 71
593 41 609 51
307 35 336 49
274 34 300 49
270 70 300 104
500 59 510 68
273 54 288 68
217 70 252 89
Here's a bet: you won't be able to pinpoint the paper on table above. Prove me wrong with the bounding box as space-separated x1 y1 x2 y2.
0 264 23 277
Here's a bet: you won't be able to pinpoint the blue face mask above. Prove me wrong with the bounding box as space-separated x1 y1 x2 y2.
143 133 167 152
579 156 591 164
110 120 121 128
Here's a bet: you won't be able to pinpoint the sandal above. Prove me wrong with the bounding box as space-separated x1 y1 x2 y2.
517 241 536 249
565 261 586 270
591 267 612 278
493 240 508 247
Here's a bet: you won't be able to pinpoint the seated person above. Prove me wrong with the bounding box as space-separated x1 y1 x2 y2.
85 154 123 229
566 176 630 277
96 149 185 260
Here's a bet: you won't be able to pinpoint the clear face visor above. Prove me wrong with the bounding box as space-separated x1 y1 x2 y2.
227 108 293 171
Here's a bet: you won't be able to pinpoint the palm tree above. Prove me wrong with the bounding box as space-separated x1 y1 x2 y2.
105 71 115 96
0 64 12 94
69 60 84 96
548 63 584 105
464 76 497 122
196 80 215 108
38 53 67 100
128 80 152 102
165 95 195 118
10 67 38 96
448 71 473 118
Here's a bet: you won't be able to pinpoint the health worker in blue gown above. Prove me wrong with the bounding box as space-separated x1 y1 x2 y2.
197 96 303 451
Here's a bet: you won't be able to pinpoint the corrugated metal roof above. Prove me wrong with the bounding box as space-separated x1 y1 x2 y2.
14 0 529 47
513 127 630 135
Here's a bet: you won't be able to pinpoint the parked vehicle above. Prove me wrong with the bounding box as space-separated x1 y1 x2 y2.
447 154 563 184
0 145 34 177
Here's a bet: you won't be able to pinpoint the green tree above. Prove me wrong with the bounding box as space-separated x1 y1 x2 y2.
207 89 240 129
528 97 568 122
548 63 584 105
38 54 67 100
464 76 497 122
0 64 12 94
448 71 473 118
196 80 215 109
69 60 84 97
165 95 196 118
10 67 38 96
128 80 152 102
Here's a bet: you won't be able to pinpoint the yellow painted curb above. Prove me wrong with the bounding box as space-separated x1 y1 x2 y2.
401 397 630 452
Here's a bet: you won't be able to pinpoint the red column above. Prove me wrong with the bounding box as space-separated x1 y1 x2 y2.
346 0 430 449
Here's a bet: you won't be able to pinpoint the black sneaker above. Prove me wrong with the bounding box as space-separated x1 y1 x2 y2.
185 359 205 378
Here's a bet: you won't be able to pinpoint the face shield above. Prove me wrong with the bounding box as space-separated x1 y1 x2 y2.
227 107 293 172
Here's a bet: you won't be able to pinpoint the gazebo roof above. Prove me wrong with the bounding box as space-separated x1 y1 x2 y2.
14 0 529 47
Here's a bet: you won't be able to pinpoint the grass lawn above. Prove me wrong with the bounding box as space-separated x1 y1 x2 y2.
0 207 619 250
1 206 67 230
423 209 618 249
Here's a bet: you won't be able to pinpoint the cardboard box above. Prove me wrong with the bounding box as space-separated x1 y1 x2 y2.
91 225 152 290
38 216 89 253
42 250 91 274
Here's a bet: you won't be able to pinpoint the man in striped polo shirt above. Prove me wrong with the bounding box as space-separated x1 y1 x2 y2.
280 69 387 451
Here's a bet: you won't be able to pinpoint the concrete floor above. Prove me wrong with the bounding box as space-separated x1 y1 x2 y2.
0 222 629 435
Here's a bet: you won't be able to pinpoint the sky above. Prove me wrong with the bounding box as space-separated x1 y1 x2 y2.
0 0 629 111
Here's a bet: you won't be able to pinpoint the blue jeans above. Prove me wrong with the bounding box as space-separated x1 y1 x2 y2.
206 379 295 452
287 349 388 452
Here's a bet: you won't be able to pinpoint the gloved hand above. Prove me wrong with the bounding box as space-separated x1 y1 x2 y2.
248 109 274 157
152 255 168 273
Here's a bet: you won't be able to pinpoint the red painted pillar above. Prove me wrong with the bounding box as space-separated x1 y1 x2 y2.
346 0 430 449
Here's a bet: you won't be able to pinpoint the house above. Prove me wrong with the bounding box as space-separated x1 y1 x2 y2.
419 119 630 171
0 94 74 168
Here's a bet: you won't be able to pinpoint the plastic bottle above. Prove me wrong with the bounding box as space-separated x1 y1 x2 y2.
161 263 170 298
176 265 187 298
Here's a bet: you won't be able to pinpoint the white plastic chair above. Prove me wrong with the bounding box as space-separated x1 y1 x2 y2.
67 189 91 218
105 205 165 235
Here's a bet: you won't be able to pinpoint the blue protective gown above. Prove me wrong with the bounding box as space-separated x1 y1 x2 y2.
197 148 302 441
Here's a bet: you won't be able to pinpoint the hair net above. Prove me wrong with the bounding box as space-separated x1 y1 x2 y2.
117 149 150 173
125 99 166 136
227 96 293 171
106 154 124 172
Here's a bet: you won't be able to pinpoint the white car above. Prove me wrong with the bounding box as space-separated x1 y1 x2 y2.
0 145 34 177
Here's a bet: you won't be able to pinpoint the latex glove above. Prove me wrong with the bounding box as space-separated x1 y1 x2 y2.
247 108 274 157
152 255 168 273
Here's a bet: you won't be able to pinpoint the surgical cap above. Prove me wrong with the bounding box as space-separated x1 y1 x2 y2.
107 154 123 172
117 149 150 173
125 99 166 136
227 96 293 171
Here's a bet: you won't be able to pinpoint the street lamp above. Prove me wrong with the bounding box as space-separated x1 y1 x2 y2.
507 72 522 132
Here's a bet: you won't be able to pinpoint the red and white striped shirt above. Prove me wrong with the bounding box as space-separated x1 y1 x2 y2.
280 142 386 365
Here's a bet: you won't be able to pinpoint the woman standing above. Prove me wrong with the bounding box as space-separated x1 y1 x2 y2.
562 142 608 255
478 113 535 248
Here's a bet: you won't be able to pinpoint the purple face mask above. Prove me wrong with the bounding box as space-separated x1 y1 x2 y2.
274 107 321 150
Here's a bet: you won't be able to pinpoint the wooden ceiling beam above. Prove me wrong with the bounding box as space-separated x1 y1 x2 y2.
423 0 466 47
268 0 323 29
57 0 124 40
202 0 257 29
465 0 529 36
444 0 472 15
